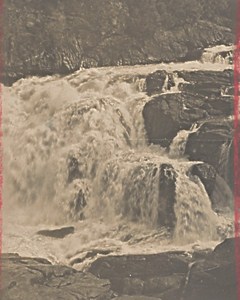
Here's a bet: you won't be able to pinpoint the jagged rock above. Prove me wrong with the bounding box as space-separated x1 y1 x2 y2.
177 70 234 89
190 164 217 196
88 239 238 300
146 71 168 96
143 70 234 149
189 163 233 210
143 93 207 147
183 238 238 300
178 70 234 114
1 254 113 300
2 238 237 300
185 119 233 186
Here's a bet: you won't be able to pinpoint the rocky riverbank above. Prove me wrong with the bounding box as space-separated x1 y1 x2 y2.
3 0 234 85
1 238 238 300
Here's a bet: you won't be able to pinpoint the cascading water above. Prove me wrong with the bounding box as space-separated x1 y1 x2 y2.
3 50 233 269
169 124 199 159
200 45 233 64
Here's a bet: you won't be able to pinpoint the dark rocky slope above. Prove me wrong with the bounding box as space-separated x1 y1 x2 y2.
3 0 235 85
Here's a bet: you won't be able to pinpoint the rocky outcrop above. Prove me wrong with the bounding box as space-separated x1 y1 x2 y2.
88 238 238 300
185 119 233 187
3 0 234 85
189 163 233 211
143 93 233 148
2 238 238 300
183 238 239 300
89 251 190 298
143 69 234 192
1 253 113 300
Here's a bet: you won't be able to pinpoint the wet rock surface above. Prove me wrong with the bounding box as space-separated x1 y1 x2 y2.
1 253 113 300
88 251 189 298
189 163 233 210
88 238 238 300
143 69 234 190
143 94 233 148
37 226 75 239
185 119 233 185
3 0 234 85
2 239 238 300
183 238 239 300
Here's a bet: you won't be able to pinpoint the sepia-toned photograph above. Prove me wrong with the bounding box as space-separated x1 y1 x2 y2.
1 0 239 299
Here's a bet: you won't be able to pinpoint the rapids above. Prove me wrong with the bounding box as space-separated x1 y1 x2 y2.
3 46 234 270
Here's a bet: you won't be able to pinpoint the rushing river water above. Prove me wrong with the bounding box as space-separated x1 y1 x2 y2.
3 45 234 270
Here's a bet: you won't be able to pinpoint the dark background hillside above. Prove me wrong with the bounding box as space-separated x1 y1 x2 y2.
3 0 235 84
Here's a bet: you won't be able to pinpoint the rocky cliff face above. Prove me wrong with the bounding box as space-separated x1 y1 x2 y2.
3 0 235 84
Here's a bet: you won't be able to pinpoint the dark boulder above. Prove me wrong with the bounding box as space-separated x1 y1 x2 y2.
143 93 207 147
143 70 233 147
37 226 75 239
178 70 233 88
183 238 239 300
88 252 189 297
189 163 233 210
146 70 169 96
89 238 239 299
185 119 233 186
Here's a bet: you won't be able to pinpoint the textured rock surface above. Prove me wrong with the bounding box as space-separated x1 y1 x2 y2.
1 254 113 300
2 238 238 300
183 238 239 300
3 0 234 84
88 238 238 300
185 119 233 185
143 93 233 148
88 251 189 298
189 163 233 210
143 69 234 191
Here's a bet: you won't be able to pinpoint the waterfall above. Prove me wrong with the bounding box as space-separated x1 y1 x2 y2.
3 57 232 265
169 123 199 158
200 45 233 65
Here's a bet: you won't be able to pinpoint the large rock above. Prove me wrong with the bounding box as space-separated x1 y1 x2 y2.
189 163 233 210
88 251 189 298
183 238 239 300
143 92 232 148
185 119 233 187
3 0 234 85
1 253 113 300
146 70 169 96
2 238 238 300
89 238 239 300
